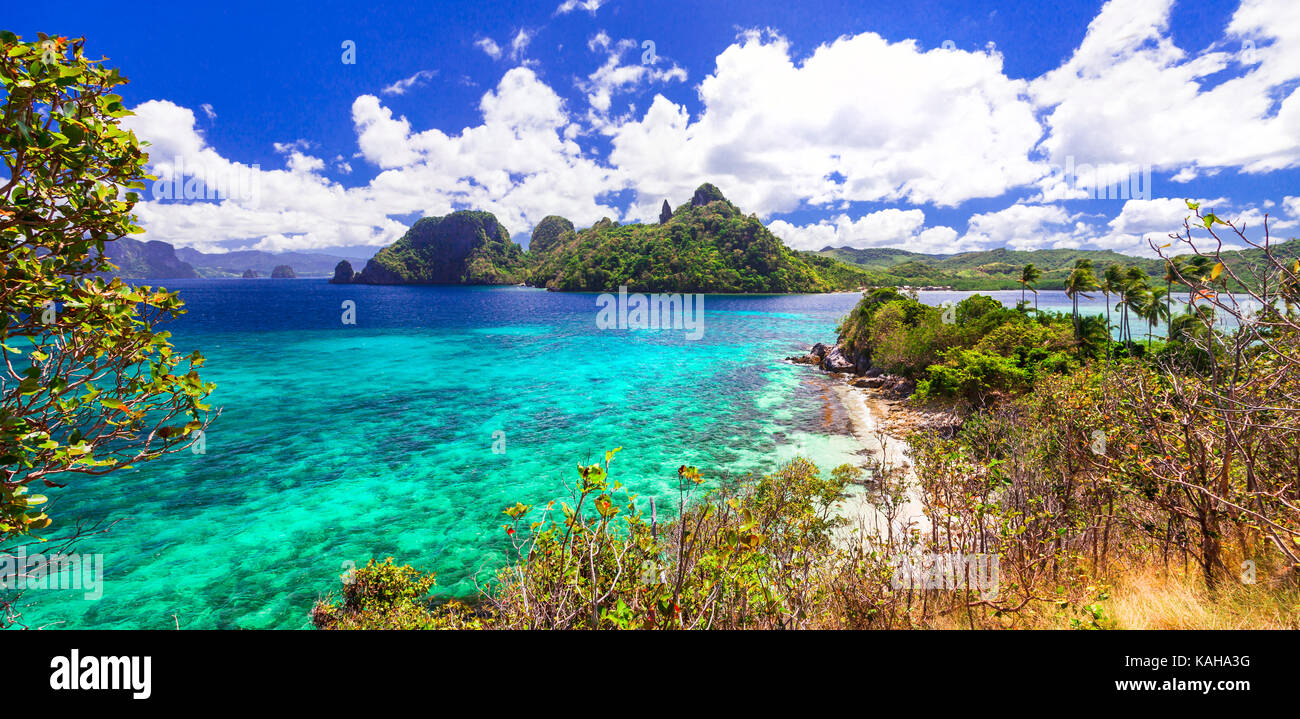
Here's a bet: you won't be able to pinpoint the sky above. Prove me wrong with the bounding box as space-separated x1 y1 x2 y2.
9 0 1300 258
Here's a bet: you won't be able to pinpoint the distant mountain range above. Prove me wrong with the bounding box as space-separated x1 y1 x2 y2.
102 238 359 279
817 241 1300 290
174 247 358 278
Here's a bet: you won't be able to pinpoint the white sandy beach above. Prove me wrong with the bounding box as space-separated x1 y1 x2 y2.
828 383 930 549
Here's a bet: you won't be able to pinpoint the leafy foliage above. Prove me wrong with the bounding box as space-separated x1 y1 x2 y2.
311 557 484 630
316 451 864 630
1 32 215 553
838 289 1076 403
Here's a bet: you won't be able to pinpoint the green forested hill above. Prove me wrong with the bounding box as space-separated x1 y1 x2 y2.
342 210 527 285
817 247 942 270
525 184 873 292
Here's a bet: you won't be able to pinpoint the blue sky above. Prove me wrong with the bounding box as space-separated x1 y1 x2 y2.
9 0 1300 258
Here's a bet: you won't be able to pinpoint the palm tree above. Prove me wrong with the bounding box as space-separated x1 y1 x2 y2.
1142 286 1170 348
1019 263 1042 311
1101 264 1125 359
1122 266 1149 345
1064 259 1098 340
1122 273 1151 347
1077 314 1110 360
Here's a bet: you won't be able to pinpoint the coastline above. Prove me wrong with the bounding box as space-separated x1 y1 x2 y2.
828 381 929 546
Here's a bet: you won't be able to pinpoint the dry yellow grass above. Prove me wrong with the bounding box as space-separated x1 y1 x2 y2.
1104 567 1300 630
912 563 1299 630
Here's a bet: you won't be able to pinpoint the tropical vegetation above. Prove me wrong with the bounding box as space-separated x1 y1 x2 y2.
1 32 215 627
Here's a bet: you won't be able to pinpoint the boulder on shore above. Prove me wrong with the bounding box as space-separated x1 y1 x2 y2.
820 344 856 373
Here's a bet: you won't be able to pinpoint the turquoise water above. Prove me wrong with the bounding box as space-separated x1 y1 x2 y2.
18 282 876 629
14 284 1183 628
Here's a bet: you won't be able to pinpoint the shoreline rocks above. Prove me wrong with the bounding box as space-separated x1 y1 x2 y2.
788 340 959 437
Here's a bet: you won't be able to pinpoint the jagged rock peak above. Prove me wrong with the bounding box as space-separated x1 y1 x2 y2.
690 183 727 207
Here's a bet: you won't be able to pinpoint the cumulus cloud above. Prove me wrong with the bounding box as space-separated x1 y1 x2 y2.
125 68 624 253
608 30 1045 224
773 204 1084 255
587 30 612 52
124 101 408 253
1087 197 1225 254
961 204 1080 251
771 209 935 251
1030 0 1300 175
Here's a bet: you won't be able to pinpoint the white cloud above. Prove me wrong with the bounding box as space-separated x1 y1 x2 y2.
769 209 975 254
773 203 1089 255
556 0 607 16
961 204 1081 251
1091 197 1213 254
121 1 1300 259
510 29 534 61
199 103 216 120
771 209 924 250
125 68 625 253
381 69 438 96
608 30 1045 224
1030 0 1300 175
587 31 612 52
580 37 687 127
474 37 502 60
125 101 409 253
